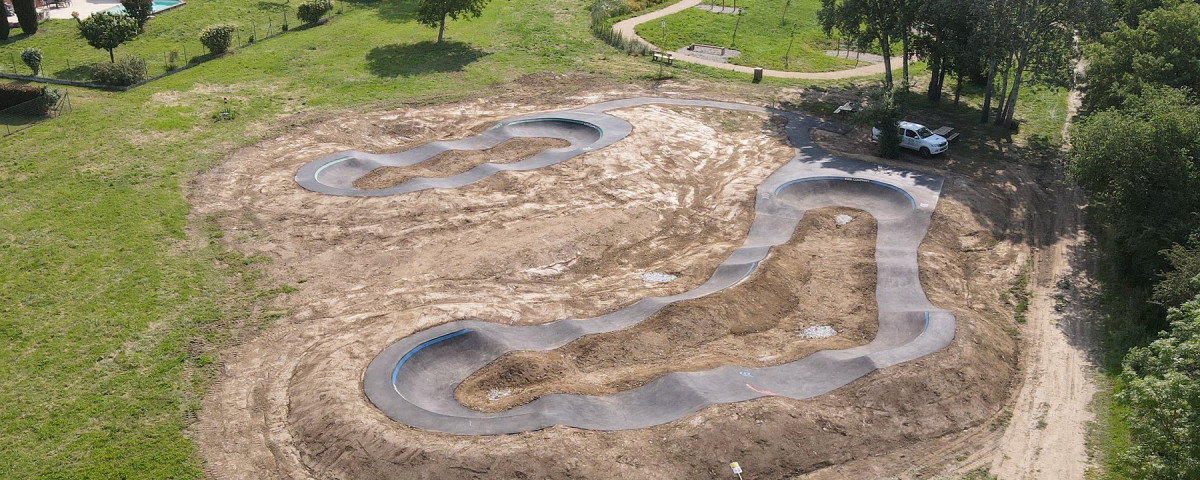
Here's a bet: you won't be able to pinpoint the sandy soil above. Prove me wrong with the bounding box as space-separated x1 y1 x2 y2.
458 207 879 412
187 80 1062 479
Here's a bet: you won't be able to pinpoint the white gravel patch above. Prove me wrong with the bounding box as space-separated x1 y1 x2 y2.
639 272 678 283
800 325 837 339
835 214 854 226
486 388 512 401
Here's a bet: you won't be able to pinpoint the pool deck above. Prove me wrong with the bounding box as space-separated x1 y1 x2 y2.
39 0 182 20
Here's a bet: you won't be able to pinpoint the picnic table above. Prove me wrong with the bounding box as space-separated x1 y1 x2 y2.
933 125 960 142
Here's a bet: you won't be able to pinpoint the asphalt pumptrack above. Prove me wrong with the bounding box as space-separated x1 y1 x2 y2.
294 97 956 435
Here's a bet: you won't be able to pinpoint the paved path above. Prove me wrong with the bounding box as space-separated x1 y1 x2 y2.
611 0 893 80
296 98 954 435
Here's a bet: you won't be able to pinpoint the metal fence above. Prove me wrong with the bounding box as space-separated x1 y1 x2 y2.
1 90 72 136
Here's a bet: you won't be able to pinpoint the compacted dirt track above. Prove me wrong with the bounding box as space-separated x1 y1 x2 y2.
189 82 1062 478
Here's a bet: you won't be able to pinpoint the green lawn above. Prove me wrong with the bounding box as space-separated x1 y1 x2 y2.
632 0 859 72
0 0 662 477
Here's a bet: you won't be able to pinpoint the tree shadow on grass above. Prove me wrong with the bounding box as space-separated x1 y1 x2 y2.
366 40 487 77
50 64 95 82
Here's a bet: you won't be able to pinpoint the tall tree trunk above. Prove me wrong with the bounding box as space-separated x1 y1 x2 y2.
954 73 964 104
902 31 910 88
981 57 997 123
926 53 942 101
108 49 115 63
994 54 1012 124
1001 44 1030 126
437 12 446 43
937 60 949 98
880 34 893 88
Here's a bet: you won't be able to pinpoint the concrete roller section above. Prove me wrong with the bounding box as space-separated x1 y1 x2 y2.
295 98 955 435
295 112 631 197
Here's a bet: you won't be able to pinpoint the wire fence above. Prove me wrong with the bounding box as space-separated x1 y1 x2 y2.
1 89 72 136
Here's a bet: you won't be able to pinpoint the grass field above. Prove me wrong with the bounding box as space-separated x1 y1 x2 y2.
632 0 860 72
0 0 1066 477
0 1 655 477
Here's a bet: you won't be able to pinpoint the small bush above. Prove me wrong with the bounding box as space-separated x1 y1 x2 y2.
28 88 61 115
200 24 236 55
21 47 42 76
91 55 148 86
0 83 44 109
297 0 332 25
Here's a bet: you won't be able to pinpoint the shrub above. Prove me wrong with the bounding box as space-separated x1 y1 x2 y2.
91 55 148 86
0 83 44 110
11 0 37 35
200 24 236 54
21 48 42 76
27 88 61 115
297 0 332 25
0 85 59 116
589 0 652 56
121 0 154 30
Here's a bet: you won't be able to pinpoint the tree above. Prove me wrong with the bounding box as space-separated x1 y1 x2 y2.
11 0 38 35
1118 293 1200 479
120 0 154 31
914 0 984 102
856 85 906 158
1 14 9 41
77 12 140 63
989 0 1075 126
1068 87 1200 288
1082 3 1200 111
1154 235 1200 309
415 0 490 44
819 0 905 87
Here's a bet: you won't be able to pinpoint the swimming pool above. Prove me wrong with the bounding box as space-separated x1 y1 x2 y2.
107 0 184 15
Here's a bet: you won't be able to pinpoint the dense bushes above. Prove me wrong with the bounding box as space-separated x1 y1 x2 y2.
1116 295 1200 478
200 24 236 54
91 55 148 86
297 0 332 25
589 0 654 55
0 83 44 109
0 84 60 115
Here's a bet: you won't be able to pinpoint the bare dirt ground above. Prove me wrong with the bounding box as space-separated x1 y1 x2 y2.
188 75 1084 479
458 206 879 412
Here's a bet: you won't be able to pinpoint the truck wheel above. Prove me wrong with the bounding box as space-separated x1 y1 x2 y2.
920 147 931 158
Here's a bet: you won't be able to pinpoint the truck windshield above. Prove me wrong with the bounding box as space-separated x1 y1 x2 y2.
917 127 935 138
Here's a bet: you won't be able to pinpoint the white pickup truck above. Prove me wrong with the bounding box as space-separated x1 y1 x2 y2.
872 121 950 156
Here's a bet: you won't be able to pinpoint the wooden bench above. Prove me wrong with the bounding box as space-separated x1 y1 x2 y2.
933 126 960 142
651 51 674 65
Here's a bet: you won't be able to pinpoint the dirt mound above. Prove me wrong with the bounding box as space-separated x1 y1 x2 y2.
458 207 878 412
190 95 1023 480
353 137 570 190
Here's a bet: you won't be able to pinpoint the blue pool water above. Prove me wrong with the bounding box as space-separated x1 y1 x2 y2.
107 0 183 14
